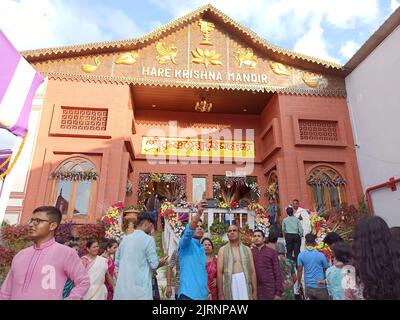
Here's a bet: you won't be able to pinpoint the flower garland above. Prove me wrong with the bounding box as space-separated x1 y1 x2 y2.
213 181 221 195
265 181 279 200
213 176 259 200
160 201 185 238
307 177 346 187
101 202 125 242
310 212 332 261
248 203 270 237
51 170 98 182
218 202 229 209
230 201 239 209
248 182 260 198
224 176 246 186
138 173 186 203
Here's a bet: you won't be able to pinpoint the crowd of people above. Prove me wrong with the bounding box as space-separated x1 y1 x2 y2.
1 200 400 300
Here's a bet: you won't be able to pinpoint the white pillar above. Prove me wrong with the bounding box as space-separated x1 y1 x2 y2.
248 210 255 230
207 209 214 233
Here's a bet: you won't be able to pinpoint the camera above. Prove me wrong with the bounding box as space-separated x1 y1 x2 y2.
205 198 219 208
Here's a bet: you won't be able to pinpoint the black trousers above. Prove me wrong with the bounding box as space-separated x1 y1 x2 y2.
285 233 301 264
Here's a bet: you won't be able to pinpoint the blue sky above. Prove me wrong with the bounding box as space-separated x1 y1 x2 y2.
0 0 399 149
0 0 398 62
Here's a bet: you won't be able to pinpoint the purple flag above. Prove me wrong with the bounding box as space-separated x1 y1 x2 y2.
0 29 44 137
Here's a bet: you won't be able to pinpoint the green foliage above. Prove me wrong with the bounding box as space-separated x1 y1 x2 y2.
241 224 252 233
358 195 369 215
324 204 364 241
1 220 10 228
124 204 146 211
210 234 228 254
210 220 228 235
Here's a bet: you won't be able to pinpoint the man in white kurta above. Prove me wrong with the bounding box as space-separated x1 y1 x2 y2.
292 199 311 251
113 212 167 300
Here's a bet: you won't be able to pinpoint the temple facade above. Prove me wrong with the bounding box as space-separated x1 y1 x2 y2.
16 5 362 223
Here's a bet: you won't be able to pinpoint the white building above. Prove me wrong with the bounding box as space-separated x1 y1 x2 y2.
345 8 400 227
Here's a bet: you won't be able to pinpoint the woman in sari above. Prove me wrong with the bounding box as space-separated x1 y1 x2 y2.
81 240 115 300
201 238 218 300
101 239 118 300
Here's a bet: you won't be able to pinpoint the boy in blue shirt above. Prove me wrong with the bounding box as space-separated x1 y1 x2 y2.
297 233 330 300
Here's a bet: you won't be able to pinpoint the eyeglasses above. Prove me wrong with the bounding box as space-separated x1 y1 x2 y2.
27 218 51 226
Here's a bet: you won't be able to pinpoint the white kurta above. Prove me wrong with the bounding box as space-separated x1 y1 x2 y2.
294 207 311 251
113 230 159 300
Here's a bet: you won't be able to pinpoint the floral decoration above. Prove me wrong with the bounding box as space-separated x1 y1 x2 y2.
213 176 259 201
160 201 185 237
307 176 346 187
125 204 146 212
51 170 98 182
213 181 221 194
101 202 125 241
252 204 270 237
138 173 186 203
218 202 229 209
265 181 279 200
229 201 239 209
310 212 332 261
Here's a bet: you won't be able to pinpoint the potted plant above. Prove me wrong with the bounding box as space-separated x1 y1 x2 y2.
123 204 146 234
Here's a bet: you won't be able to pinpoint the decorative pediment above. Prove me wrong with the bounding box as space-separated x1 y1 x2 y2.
26 4 346 96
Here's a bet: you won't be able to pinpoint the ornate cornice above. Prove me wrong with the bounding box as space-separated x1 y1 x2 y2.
43 71 346 97
22 4 343 71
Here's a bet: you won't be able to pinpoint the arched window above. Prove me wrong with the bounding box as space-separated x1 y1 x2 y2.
307 166 346 212
51 158 98 219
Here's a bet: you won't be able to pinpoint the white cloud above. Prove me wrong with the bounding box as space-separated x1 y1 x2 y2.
293 22 338 63
0 0 144 51
150 0 380 40
391 0 400 12
340 40 360 59
0 0 388 63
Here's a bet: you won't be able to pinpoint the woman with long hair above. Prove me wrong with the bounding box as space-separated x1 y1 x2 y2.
350 216 400 300
101 239 118 300
318 241 353 300
81 240 115 300
201 237 218 300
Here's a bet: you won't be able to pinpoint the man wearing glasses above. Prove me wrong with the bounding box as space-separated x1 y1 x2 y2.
0 206 90 300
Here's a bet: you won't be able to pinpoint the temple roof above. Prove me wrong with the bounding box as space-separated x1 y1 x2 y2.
22 4 344 75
